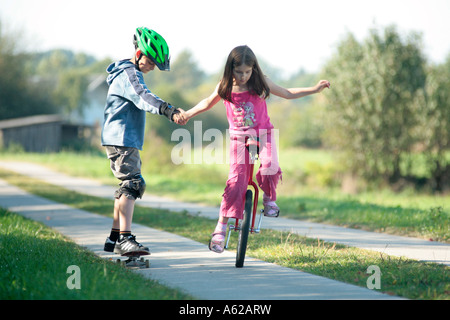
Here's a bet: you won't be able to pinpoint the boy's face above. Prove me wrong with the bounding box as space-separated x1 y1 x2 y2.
138 54 156 73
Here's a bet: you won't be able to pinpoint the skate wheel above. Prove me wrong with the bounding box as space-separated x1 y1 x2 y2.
145 260 150 268
140 257 145 262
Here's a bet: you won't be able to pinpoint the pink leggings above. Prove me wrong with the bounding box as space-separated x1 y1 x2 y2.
219 133 282 220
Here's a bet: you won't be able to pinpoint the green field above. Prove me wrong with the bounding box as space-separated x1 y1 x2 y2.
0 165 448 300
0 208 193 300
0 148 448 300
2 148 447 242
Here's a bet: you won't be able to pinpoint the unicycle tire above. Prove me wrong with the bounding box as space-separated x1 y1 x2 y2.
236 189 252 268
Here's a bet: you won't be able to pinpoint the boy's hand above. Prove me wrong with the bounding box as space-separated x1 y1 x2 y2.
173 108 188 125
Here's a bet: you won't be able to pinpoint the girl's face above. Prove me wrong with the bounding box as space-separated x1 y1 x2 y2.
233 64 253 86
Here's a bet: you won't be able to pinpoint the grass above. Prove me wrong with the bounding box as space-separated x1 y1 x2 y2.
247 231 449 300
1 150 448 242
277 195 449 242
0 208 193 300
0 168 448 300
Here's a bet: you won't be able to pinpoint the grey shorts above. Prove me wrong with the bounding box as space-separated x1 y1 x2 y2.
105 146 145 199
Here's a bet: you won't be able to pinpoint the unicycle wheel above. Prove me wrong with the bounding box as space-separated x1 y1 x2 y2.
236 189 252 268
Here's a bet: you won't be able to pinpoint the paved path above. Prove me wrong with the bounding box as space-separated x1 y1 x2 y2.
0 161 448 300
1 161 448 266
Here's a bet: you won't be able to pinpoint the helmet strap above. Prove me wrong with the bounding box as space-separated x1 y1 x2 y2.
134 49 143 71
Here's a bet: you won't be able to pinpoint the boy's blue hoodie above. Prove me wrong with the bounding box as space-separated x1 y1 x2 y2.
101 59 169 150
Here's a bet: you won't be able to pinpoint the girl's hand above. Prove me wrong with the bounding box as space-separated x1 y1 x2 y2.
316 80 331 93
174 108 188 125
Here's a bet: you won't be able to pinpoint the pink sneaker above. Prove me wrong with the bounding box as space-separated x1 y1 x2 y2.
263 201 280 217
209 232 225 253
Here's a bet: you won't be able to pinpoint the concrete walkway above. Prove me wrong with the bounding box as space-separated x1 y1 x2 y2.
0 161 448 299
1 161 448 266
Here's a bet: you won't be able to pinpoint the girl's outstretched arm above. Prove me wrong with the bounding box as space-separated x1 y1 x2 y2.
184 83 221 122
266 77 330 99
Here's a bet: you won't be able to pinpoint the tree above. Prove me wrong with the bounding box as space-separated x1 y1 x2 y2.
322 26 427 184
418 56 450 191
52 68 90 115
33 49 98 116
144 49 206 91
0 20 57 120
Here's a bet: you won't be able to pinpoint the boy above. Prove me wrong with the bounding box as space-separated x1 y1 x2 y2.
102 27 185 256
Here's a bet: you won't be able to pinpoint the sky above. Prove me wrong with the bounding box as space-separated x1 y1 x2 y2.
0 0 449 77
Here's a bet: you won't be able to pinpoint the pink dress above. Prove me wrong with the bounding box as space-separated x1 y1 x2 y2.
219 91 282 220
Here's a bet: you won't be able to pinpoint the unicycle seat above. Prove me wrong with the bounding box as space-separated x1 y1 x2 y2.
245 137 260 157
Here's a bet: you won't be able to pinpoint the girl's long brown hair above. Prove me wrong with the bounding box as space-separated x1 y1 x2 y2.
218 45 270 102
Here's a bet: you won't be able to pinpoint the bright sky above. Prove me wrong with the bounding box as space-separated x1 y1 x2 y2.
1 0 449 77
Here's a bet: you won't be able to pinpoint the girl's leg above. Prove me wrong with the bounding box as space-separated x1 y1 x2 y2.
210 166 248 253
219 216 229 224
210 137 249 253
209 216 229 252
218 136 250 220
211 216 229 239
256 133 282 217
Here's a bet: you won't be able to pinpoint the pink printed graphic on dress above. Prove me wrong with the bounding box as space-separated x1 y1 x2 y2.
232 101 256 128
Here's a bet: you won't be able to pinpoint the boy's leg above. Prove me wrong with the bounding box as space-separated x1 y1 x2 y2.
114 195 150 255
104 202 120 252
104 146 148 254
117 195 135 235
112 190 136 236
112 198 120 230
104 198 122 252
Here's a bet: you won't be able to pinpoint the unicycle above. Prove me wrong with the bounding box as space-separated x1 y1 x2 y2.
235 189 253 267
225 136 264 268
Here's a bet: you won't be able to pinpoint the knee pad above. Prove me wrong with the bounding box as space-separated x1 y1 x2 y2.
115 174 146 200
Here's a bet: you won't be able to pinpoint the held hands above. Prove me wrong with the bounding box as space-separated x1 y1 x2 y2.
172 80 330 125
315 80 331 93
173 108 188 125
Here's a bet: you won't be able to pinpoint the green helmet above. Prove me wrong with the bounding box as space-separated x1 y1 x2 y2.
134 27 170 71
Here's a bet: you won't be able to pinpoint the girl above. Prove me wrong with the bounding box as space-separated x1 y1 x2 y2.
183 45 330 253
